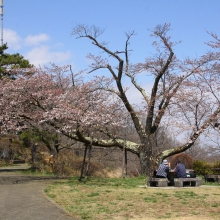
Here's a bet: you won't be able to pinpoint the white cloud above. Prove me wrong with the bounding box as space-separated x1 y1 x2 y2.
25 45 71 66
25 34 50 46
4 28 72 66
4 28 22 49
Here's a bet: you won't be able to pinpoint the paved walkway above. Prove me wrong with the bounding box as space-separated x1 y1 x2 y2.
0 166 78 220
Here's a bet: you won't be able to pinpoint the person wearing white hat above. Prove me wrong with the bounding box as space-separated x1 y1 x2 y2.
155 159 171 179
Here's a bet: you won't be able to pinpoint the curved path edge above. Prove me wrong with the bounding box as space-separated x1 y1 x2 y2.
0 170 79 220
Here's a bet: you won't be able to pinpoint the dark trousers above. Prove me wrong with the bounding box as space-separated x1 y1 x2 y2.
155 175 166 178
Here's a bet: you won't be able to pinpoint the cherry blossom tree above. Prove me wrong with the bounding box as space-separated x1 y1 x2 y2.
1 24 220 176
69 23 220 175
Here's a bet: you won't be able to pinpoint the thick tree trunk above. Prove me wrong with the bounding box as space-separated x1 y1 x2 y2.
139 135 156 176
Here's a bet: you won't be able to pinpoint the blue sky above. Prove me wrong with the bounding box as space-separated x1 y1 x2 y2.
4 0 220 72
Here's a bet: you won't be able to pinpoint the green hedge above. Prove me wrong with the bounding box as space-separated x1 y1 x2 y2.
193 160 220 176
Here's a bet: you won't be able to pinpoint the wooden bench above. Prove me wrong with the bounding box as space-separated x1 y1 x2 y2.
147 178 168 187
12 159 25 164
204 175 220 184
174 178 202 187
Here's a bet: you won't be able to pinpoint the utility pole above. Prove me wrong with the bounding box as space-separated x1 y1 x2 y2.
0 0 3 45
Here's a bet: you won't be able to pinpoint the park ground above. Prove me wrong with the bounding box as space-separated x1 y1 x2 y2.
0 164 77 220
0 164 219 220
44 176 220 220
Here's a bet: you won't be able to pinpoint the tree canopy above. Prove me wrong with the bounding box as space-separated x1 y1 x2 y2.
1 24 220 175
0 43 33 79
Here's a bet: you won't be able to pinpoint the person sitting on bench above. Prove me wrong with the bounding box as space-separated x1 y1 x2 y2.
155 159 171 179
174 160 186 178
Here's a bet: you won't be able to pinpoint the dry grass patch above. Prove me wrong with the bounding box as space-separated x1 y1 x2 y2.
44 177 220 220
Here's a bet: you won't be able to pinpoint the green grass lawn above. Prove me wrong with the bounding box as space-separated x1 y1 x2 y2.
44 176 220 220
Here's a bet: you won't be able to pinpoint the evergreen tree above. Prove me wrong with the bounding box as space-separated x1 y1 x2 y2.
0 43 33 79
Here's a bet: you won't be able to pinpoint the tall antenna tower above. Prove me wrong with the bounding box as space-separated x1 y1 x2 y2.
0 0 3 46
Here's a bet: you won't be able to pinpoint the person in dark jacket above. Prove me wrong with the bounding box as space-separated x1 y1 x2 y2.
174 160 186 178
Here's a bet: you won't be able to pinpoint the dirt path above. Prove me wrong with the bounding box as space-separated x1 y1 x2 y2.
0 170 79 220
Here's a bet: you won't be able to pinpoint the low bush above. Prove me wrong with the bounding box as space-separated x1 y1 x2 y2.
193 160 220 175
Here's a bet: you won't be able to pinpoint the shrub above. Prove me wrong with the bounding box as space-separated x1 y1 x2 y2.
193 160 214 175
211 161 220 174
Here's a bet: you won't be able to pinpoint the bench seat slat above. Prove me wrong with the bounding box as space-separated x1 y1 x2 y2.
174 178 202 187
147 178 168 187
204 175 220 184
